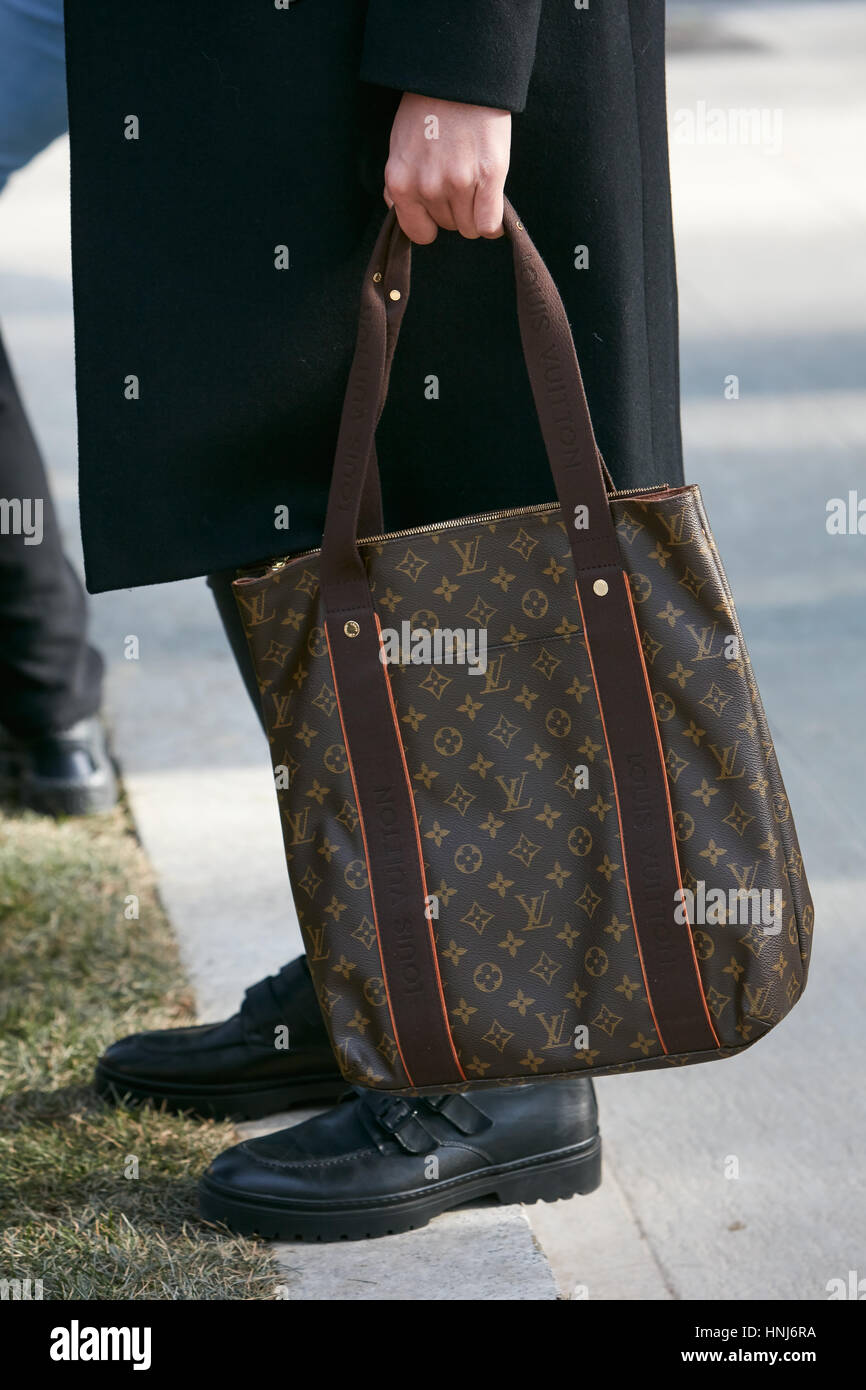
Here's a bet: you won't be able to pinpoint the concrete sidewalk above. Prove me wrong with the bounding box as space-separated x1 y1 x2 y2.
1 0 863 1299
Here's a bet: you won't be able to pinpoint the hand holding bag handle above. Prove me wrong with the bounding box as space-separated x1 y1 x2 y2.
355 205 617 538
317 201 718 1089
322 200 620 593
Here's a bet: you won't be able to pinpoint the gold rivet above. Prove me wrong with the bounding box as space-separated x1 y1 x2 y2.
372 271 382 283
389 289 401 301
516 220 523 229
344 620 360 638
593 579 608 597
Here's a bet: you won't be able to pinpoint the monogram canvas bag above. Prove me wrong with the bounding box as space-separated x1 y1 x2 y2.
234 202 813 1094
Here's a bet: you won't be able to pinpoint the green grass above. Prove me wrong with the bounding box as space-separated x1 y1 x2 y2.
0 805 280 1300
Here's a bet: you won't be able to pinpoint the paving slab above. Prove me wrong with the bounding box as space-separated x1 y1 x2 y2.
527 1172 673 1301
269 1206 557 1301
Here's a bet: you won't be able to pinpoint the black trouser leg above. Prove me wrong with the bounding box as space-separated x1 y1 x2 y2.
0 323 103 738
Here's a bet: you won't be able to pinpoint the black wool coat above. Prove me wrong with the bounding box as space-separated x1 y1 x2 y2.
64 0 683 594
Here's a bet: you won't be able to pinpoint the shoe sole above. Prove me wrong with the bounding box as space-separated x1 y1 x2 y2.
197 1133 602 1241
94 1061 349 1121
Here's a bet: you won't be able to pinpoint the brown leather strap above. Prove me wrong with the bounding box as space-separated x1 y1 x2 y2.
322 212 466 1088
319 202 718 1079
574 571 719 1052
358 462 383 539
357 218 411 538
325 611 466 1088
355 211 616 536
502 203 719 1054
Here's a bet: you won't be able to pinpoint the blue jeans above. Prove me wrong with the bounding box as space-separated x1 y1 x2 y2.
0 0 67 194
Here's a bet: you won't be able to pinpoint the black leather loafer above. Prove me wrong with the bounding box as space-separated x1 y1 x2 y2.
95 957 347 1120
198 1076 601 1241
0 716 117 816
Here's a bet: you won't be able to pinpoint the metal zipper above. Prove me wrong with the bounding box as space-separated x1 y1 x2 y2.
260 485 669 574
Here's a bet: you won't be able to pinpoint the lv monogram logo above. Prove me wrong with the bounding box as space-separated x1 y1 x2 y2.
482 653 511 693
686 621 727 662
658 508 688 545
729 861 759 892
742 981 772 1018
448 534 487 575
516 891 553 930
283 806 315 846
535 1011 573 1049
235 590 275 626
305 924 330 963
270 691 293 728
708 740 746 780
496 772 533 812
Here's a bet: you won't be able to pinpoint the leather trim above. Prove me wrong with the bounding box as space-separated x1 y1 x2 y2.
374 614 467 1082
324 615 466 1089
622 572 720 1048
574 571 718 1054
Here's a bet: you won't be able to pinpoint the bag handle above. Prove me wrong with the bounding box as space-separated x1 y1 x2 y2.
356 212 412 538
321 199 619 594
353 202 616 541
316 201 719 1089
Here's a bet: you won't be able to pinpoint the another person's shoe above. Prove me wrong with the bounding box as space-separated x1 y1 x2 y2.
95 957 347 1120
198 1076 601 1241
0 715 117 816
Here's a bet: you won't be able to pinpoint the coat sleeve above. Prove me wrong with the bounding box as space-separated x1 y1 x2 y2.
359 0 543 113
